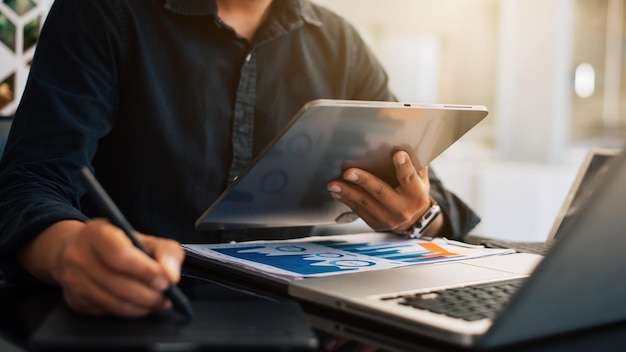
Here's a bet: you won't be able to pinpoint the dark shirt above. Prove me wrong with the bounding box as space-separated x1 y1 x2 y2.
0 0 480 280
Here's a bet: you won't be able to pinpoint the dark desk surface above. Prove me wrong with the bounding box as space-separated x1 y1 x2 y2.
2 265 626 352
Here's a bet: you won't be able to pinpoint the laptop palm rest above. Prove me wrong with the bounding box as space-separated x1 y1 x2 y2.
289 253 541 299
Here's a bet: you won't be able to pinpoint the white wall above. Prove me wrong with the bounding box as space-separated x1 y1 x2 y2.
432 143 586 241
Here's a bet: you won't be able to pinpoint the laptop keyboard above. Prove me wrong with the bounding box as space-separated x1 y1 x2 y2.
382 279 526 321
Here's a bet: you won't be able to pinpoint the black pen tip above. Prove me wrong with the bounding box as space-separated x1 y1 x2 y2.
164 285 194 320
181 305 195 320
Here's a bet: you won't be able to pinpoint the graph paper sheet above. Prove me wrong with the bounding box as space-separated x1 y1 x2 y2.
183 232 514 282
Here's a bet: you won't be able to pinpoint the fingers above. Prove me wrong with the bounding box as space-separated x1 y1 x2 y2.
58 219 180 317
393 150 429 198
62 266 171 317
328 170 389 230
139 233 185 283
327 150 432 232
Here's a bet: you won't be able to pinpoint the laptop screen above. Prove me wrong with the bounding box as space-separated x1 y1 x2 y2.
549 148 620 241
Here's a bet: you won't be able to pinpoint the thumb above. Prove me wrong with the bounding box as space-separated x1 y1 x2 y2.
138 234 184 284
156 253 183 283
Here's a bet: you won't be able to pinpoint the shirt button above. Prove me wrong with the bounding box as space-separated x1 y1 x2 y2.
231 176 239 182
245 53 252 62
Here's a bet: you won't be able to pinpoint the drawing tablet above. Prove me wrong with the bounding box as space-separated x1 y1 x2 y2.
30 301 318 351
195 99 488 230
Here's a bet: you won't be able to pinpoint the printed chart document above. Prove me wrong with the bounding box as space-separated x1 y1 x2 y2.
183 233 514 283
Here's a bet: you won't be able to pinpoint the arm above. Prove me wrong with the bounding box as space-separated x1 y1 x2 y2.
0 0 119 282
0 0 185 317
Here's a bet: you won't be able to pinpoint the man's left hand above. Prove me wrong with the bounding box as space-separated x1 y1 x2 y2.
327 150 435 234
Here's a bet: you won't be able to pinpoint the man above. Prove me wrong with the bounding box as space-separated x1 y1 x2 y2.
0 0 480 317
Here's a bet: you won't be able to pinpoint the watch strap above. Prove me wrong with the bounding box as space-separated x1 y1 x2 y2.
393 198 441 238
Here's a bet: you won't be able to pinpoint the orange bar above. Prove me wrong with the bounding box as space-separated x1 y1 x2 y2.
419 242 459 257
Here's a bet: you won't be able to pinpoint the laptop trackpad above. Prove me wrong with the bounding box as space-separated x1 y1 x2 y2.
461 252 542 276
366 261 525 294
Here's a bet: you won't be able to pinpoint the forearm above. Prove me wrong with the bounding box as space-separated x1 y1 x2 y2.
18 220 85 285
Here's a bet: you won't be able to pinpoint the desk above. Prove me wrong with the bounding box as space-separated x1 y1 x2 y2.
2 266 626 352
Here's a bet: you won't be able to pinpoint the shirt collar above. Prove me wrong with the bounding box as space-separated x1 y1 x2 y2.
163 0 216 16
163 0 322 27
294 0 323 27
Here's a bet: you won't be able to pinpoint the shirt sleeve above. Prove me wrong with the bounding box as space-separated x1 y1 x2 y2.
428 168 481 240
0 0 122 281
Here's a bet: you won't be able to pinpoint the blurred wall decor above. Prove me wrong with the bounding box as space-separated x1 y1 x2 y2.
0 0 53 115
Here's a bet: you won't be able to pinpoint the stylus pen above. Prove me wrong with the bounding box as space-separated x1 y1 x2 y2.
76 166 194 319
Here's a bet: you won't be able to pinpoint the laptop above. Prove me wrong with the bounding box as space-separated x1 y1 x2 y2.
195 99 488 231
467 147 621 254
289 142 626 348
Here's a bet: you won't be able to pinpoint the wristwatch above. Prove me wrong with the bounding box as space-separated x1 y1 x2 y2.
394 198 441 238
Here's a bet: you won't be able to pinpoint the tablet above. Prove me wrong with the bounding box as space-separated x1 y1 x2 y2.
30 301 318 351
195 99 488 230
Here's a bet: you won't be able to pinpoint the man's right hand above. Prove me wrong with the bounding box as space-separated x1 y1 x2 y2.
18 219 185 317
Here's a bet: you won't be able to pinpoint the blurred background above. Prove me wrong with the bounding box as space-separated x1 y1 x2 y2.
1 0 624 241
315 0 625 241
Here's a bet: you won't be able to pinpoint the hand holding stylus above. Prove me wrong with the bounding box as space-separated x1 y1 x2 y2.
76 166 193 319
